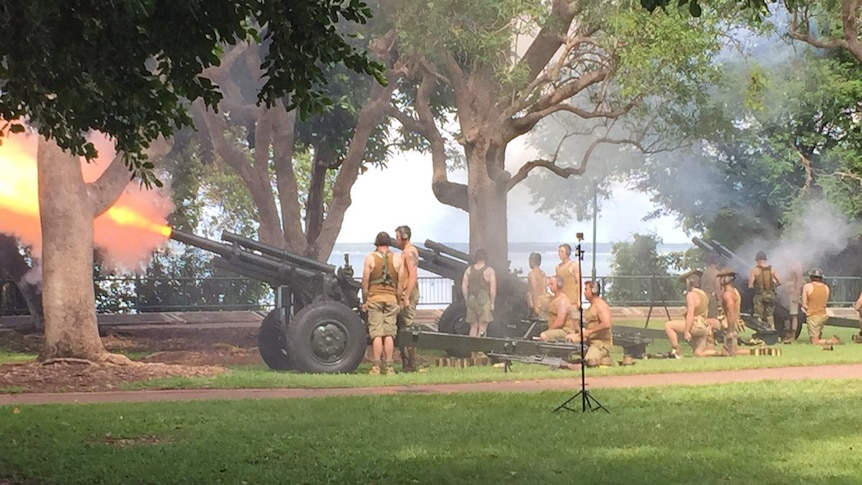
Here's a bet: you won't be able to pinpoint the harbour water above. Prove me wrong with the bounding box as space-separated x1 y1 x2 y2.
327 241 694 278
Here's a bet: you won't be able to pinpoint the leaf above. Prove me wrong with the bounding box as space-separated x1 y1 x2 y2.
9 123 25 134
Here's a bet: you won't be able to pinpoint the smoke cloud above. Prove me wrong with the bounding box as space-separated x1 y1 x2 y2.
0 132 174 276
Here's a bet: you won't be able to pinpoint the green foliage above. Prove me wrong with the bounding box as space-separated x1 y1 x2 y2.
0 0 384 187
606 233 683 304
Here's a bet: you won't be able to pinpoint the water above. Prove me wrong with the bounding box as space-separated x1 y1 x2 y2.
327 242 693 278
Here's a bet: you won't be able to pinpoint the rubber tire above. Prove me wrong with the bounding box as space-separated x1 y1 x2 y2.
436 300 472 358
285 301 367 374
257 310 293 371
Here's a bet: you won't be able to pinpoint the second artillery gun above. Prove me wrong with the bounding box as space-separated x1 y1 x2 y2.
415 240 655 359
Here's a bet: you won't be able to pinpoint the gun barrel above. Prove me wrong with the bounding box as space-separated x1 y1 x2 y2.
170 228 235 257
170 228 320 284
221 231 335 273
691 237 716 254
424 240 470 262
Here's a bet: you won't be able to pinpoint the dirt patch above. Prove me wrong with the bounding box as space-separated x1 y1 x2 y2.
83 434 171 448
0 326 258 393
0 360 225 393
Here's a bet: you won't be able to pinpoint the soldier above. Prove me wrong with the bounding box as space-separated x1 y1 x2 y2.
539 275 577 342
664 269 717 358
780 260 803 344
394 225 421 372
717 268 752 356
527 252 550 319
361 231 402 375
748 251 781 329
461 249 496 338
555 243 581 310
568 280 614 367
701 253 721 320
853 288 862 343
802 268 841 345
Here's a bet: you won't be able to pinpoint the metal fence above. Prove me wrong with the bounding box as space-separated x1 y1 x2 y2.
3 274 862 315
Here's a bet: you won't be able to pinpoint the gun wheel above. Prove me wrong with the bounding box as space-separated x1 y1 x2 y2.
286 301 366 374
257 310 294 371
436 301 473 358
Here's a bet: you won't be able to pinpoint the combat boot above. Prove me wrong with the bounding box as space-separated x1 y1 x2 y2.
369 362 381 375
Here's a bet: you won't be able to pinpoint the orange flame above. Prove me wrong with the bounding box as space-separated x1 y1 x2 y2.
0 132 174 270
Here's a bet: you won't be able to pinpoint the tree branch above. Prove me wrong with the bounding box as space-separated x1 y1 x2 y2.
515 0 577 86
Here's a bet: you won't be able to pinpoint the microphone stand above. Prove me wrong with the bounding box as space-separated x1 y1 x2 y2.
553 238 609 414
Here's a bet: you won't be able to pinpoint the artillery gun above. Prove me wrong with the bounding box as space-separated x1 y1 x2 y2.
171 230 653 372
415 240 655 359
693 237 790 344
169 229 367 373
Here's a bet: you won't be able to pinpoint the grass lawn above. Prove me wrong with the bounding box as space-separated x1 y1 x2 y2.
2 379 862 485
122 321 862 391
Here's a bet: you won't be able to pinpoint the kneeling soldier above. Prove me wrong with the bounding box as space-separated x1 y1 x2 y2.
665 269 718 358
539 275 577 342
568 280 614 367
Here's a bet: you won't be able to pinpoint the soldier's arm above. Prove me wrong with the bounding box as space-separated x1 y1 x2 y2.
801 283 810 312
404 248 419 299
684 292 696 334
722 290 738 327
573 262 582 305
773 270 781 286
461 267 470 302
748 268 757 289
488 268 497 308
854 291 862 312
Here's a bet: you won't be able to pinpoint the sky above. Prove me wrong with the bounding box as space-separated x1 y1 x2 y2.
336 141 690 245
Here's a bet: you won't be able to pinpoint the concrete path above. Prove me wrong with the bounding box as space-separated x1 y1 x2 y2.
3 363 861 406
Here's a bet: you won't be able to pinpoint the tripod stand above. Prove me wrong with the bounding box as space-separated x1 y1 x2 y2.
644 273 672 328
553 237 609 414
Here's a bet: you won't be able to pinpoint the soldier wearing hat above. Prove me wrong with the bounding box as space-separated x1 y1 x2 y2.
748 251 781 330
664 269 721 358
361 231 403 375
802 268 841 345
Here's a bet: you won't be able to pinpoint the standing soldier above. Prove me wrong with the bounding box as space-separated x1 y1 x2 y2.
748 251 781 330
569 280 614 367
527 252 550 319
780 260 803 343
853 287 862 343
361 232 402 375
802 268 841 346
555 243 581 310
394 225 420 372
539 275 577 342
664 269 718 358
461 249 496 339
717 268 752 356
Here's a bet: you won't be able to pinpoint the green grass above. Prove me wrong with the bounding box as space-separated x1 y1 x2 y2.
0 351 35 364
2 380 862 484
123 321 862 391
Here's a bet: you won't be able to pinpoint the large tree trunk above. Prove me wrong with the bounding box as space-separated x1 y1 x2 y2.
466 144 509 268
36 137 107 361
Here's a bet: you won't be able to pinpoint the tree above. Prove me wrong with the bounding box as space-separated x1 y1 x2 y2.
0 1 385 363
386 0 740 266
606 233 682 305
191 29 402 260
641 0 862 64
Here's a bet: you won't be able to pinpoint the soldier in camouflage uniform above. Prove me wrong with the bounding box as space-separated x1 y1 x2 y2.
748 251 781 330
461 249 496 339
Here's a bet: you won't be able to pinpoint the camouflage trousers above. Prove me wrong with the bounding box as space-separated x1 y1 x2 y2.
753 292 775 330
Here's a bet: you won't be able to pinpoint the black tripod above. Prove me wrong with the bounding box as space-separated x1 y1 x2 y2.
554 236 609 414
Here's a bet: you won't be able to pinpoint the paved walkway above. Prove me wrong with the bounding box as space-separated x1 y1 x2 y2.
3 363 862 406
